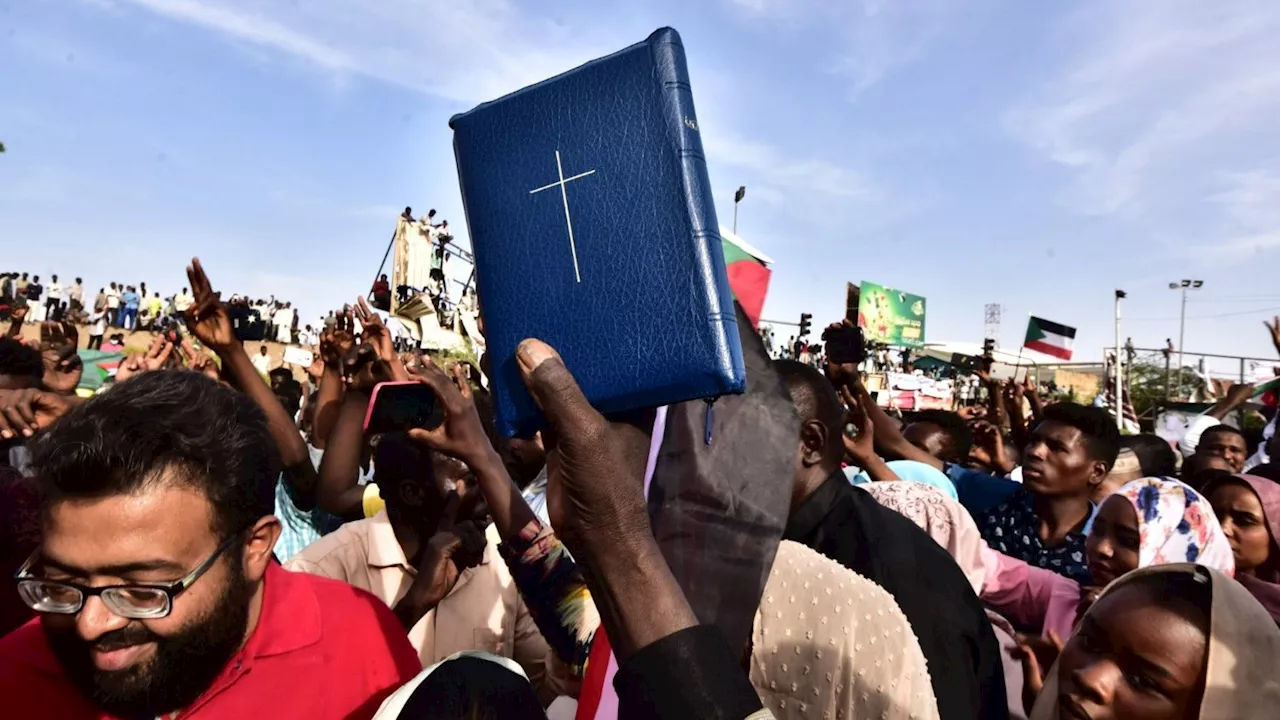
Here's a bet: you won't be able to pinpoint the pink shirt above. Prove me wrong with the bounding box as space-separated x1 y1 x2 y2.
979 545 1081 640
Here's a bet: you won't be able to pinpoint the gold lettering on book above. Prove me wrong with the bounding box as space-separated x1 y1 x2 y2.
684 117 699 131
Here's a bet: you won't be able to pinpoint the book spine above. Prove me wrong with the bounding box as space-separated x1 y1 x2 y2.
649 28 746 392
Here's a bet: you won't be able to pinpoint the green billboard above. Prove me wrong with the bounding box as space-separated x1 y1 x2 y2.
856 281 926 348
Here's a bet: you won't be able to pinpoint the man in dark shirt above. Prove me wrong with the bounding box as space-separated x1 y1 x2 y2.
952 403 1119 584
775 360 1007 720
25 276 43 303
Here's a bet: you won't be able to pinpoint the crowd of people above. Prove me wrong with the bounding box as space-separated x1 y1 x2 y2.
0 270 319 351
0 259 1279 720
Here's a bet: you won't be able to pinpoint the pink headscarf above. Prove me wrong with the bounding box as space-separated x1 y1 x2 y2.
1220 474 1280 581
1209 474 1280 623
859 481 988 594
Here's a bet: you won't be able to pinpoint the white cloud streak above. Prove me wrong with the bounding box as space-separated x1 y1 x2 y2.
1006 1 1280 262
108 0 620 104
105 0 878 207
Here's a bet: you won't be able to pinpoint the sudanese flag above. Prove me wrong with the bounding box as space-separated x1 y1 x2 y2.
720 229 772 328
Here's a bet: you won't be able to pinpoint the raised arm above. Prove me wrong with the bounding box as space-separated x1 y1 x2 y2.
822 321 943 470
838 386 901 483
1004 380 1031 451
1023 374 1044 422
308 312 354 451
316 389 373 518
405 359 537 542
182 259 317 506
515 339 766 719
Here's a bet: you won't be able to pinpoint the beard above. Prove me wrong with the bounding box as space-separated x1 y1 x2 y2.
44 560 254 718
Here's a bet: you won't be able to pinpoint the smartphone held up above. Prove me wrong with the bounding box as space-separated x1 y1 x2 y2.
822 324 866 365
363 381 445 436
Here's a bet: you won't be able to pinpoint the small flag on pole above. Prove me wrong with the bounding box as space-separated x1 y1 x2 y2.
1024 316 1076 360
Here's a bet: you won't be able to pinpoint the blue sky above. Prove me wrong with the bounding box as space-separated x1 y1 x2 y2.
4 0 1280 375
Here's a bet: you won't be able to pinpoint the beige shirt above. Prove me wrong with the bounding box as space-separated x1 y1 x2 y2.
284 512 553 698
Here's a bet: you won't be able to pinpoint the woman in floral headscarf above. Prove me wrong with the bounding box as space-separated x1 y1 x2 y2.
981 477 1234 641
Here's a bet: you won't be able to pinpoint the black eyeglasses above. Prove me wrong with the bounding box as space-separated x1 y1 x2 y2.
13 532 243 620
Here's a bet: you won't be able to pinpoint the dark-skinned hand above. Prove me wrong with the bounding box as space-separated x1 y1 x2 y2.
1077 586 1104 619
353 297 408 381
38 321 82 394
177 337 221 382
306 356 326 381
968 420 1007 472
839 385 875 466
975 359 995 386
409 490 487 607
320 308 356 369
183 259 237 353
115 336 174 384
1022 375 1038 396
41 343 83 395
822 319 859 390
1010 631 1064 716
0 388 77 440
406 359 491 467
515 338 654 561
1223 382 1255 409
342 343 391 393
354 297 394 361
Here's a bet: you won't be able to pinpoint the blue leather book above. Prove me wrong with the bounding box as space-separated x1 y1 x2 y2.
450 27 746 437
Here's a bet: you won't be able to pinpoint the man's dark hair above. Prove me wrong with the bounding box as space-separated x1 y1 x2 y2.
1185 466 1234 493
1039 402 1121 472
75 277 81 284
1201 424 1246 447
30 371 279 540
1121 433 1178 477
393 655 545 720
774 360 844 467
908 409 973 461
0 337 44 383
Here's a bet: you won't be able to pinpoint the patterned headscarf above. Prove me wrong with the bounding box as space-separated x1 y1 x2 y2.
1112 477 1234 575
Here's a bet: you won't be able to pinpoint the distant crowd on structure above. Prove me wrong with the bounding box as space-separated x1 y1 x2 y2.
373 206 462 316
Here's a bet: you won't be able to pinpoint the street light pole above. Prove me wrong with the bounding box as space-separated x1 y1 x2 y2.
733 186 746 234
1115 290 1126 429
1169 279 1204 400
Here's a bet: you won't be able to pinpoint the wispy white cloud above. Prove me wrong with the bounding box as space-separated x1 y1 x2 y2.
1006 1 1280 261
725 0 970 96
105 0 621 104
703 128 877 203
105 0 886 215
834 0 961 96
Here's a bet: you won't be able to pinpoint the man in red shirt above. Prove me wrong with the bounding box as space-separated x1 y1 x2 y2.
0 371 421 718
